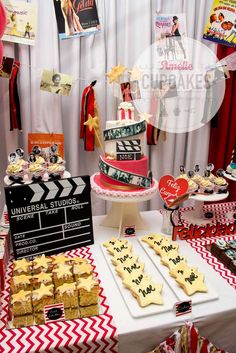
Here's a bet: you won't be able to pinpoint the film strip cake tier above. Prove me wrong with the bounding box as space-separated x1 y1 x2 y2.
97 104 153 192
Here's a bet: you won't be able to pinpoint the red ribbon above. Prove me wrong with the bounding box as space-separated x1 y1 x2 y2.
9 61 22 131
80 84 95 151
120 108 132 120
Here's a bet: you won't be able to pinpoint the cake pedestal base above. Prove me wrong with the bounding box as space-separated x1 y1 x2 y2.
91 173 158 236
101 202 147 230
181 193 229 226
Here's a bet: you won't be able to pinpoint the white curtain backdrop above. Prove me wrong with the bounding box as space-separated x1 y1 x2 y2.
0 0 216 216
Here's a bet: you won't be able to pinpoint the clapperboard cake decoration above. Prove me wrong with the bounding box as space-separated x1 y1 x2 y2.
5 176 94 260
116 139 141 161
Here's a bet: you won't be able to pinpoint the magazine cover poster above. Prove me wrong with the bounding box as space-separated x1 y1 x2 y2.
54 0 100 40
203 0 236 47
155 13 187 62
2 0 37 46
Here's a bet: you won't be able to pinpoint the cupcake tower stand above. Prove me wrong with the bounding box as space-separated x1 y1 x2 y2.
181 192 229 226
91 173 158 236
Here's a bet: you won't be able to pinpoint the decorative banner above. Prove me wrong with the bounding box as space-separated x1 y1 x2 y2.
4 176 94 259
172 221 236 241
0 57 14 78
158 175 189 207
40 70 73 96
103 120 146 142
53 0 100 40
99 156 151 189
28 133 64 158
2 0 37 46
203 0 236 47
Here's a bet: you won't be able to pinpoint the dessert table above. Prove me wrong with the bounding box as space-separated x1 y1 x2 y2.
1 210 236 353
91 210 236 353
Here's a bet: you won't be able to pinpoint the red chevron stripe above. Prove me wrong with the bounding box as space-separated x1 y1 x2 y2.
188 234 236 290
0 247 118 353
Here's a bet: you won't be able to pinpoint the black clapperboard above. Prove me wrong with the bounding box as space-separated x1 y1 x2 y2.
5 176 94 260
116 139 141 161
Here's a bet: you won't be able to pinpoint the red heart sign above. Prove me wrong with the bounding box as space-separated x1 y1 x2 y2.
158 175 189 207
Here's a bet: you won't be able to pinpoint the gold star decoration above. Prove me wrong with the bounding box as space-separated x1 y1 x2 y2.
74 262 93 275
57 282 77 295
14 258 31 272
139 112 153 124
12 289 31 304
77 275 99 292
84 114 99 132
72 256 89 265
128 67 143 81
106 64 127 83
53 264 72 278
32 283 54 300
33 272 52 282
33 254 52 269
13 275 32 285
52 254 70 265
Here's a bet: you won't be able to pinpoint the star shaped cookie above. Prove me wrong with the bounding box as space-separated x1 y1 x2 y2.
13 258 31 272
161 254 187 271
56 282 77 295
174 267 208 296
115 259 145 279
53 264 72 278
130 280 163 307
52 254 71 265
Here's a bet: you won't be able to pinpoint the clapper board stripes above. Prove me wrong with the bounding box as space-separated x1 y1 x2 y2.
116 139 141 161
4 176 94 260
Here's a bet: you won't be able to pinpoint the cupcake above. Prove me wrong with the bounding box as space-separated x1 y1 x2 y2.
186 171 198 193
226 162 236 175
28 162 45 180
199 178 214 194
47 155 65 178
214 169 228 193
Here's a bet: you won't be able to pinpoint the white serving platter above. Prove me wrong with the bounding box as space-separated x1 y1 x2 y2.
101 239 176 318
139 239 218 305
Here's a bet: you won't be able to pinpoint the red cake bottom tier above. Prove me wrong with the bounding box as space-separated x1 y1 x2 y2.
99 156 149 190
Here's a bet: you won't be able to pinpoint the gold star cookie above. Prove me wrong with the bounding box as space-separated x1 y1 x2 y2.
115 259 144 279
13 275 32 285
106 242 132 257
73 262 93 276
130 280 163 307
103 237 128 249
56 282 77 295
161 254 187 271
174 267 208 296
33 272 52 282
111 253 138 266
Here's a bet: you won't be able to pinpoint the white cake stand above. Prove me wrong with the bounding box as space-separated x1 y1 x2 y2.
181 192 229 225
223 172 236 181
91 173 158 236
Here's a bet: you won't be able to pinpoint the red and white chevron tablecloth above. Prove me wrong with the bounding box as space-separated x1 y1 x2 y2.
0 247 118 353
187 235 236 290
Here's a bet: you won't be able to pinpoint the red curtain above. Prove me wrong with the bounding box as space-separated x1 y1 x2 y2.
208 46 236 201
